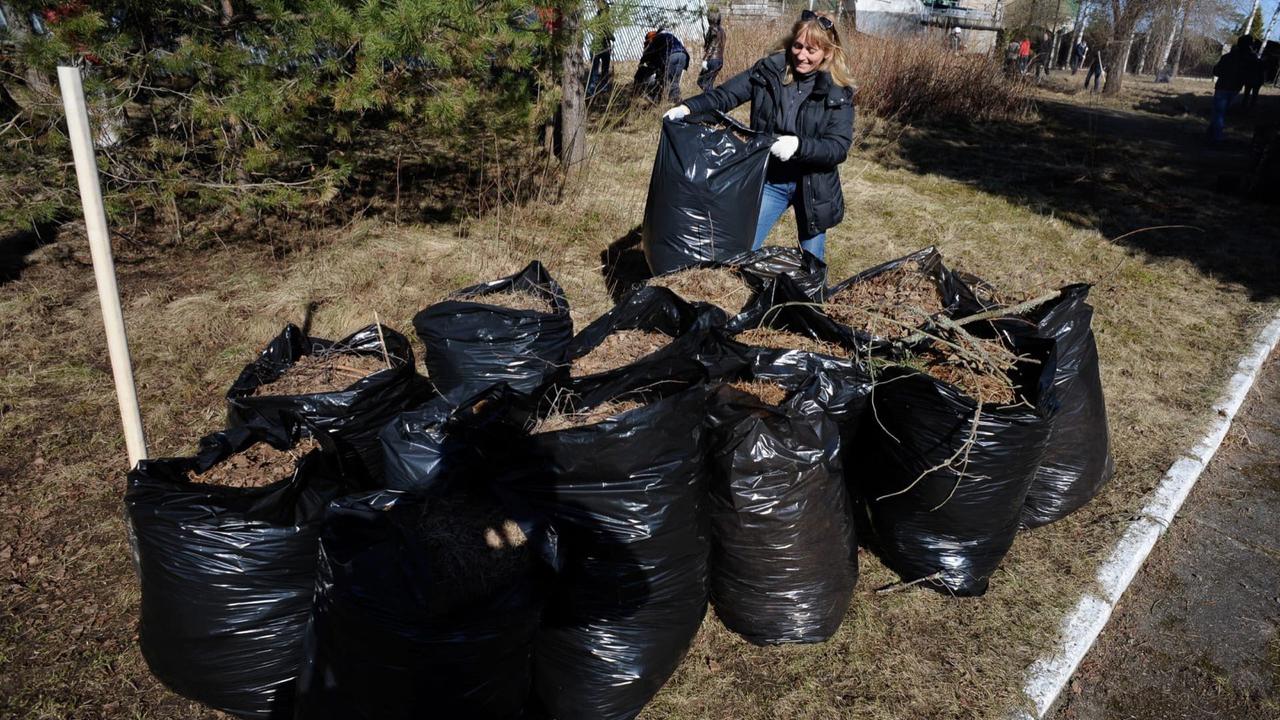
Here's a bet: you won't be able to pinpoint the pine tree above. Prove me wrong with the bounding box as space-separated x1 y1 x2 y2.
0 0 596 241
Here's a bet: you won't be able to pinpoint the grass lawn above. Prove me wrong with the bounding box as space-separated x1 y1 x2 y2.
1 75 1277 719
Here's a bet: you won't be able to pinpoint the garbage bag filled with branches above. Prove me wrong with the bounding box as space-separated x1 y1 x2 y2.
707 374 858 645
414 261 573 405
951 280 1114 528
124 426 345 719
823 246 962 346
295 488 552 720
643 112 773 275
855 326 1055 596
226 322 428 485
493 378 713 720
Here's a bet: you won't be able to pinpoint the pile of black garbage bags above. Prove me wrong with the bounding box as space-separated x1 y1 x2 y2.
123 247 1112 720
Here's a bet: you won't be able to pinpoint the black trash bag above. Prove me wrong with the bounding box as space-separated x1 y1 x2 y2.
857 344 1054 596
824 246 963 345
1017 286 1114 527
124 426 344 719
295 488 552 720
379 386 517 496
946 279 1114 527
642 112 773 275
723 246 828 301
414 261 573 406
563 285 727 396
226 323 427 486
707 377 858 645
495 382 713 720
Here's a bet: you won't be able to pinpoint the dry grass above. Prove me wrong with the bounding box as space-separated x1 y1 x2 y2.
455 289 554 313
727 380 789 406
533 399 645 434
251 353 389 396
0 68 1277 720
825 265 945 339
648 267 752 315
735 327 847 358
571 329 673 377
716 21 1034 124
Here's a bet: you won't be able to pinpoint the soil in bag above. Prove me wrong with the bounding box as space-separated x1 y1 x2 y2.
125 426 343 719
494 380 712 720
227 323 427 486
414 261 573 406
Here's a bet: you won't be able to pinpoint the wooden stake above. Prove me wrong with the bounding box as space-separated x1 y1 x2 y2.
58 65 149 469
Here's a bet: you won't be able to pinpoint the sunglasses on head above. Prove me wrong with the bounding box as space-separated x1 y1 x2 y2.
800 9 835 32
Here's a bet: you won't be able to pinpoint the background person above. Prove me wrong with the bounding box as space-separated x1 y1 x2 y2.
1209 36 1253 142
634 29 690 104
1084 48 1104 93
1242 37 1264 111
698 8 726 92
662 10 854 261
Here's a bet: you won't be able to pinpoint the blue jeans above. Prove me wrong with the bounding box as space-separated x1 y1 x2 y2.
1207 89 1237 142
753 180 826 260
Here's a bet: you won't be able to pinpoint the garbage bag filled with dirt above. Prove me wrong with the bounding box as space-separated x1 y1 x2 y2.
707 377 858 645
642 112 773 275
950 281 1114 528
856 336 1053 596
568 286 720 375
494 381 713 720
414 261 573 405
226 322 427 485
824 247 962 344
124 426 344 719
378 386 514 496
295 488 552 720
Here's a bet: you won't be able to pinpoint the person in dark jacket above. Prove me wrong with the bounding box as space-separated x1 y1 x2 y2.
635 29 690 104
1084 48 1104 93
663 10 854 260
1242 37 1265 111
697 8 727 92
1209 36 1254 142
1071 40 1087 74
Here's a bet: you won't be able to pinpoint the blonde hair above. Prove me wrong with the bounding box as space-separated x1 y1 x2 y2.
776 15 854 88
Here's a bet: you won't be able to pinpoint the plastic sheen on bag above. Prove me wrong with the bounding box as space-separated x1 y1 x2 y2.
414 261 573 406
707 379 857 645
642 112 773 275
494 384 712 720
124 426 343 719
226 323 427 485
856 348 1053 596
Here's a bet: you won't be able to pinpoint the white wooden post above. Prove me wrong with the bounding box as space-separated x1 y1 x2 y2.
57 65 149 469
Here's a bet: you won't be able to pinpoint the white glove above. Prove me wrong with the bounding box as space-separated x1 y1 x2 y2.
663 104 690 121
770 135 799 162
701 60 708 70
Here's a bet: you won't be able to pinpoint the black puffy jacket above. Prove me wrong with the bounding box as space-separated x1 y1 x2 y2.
684 52 855 235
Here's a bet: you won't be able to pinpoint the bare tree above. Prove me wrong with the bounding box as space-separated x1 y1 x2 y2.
1103 0 1158 94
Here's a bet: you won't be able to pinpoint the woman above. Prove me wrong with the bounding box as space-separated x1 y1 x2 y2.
664 11 854 260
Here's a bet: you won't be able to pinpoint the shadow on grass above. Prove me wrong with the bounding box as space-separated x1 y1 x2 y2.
0 219 62 287
600 224 652 302
889 91 1280 300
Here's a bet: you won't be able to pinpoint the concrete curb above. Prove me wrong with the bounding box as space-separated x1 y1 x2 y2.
1016 308 1280 719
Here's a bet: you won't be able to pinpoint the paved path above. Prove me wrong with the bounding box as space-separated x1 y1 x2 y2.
1050 350 1280 719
